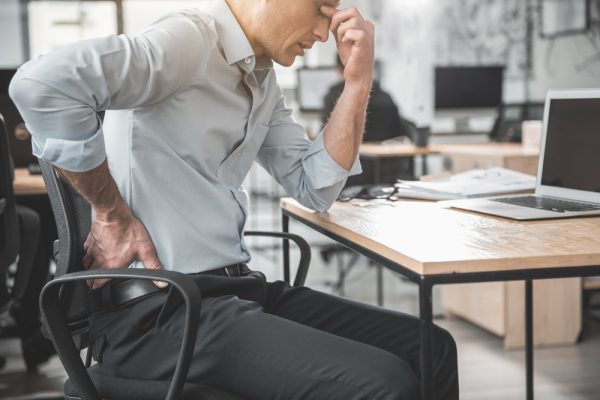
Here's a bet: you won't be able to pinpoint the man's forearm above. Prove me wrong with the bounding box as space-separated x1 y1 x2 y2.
54 160 129 220
323 82 371 170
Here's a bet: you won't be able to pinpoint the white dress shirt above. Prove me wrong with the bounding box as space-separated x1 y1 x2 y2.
10 0 361 273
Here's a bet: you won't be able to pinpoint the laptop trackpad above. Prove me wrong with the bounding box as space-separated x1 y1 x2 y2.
445 199 559 220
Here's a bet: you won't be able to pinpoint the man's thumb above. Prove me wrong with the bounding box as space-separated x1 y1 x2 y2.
142 251 167 288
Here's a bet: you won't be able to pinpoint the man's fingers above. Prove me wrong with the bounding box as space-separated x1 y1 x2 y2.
140 247 162 270
90 278 110 290
341 29 367 45
86 259 109 289
321 5 340 44
336 18 361 44
140 248 167 288
329 7 365 38
82 252 93 270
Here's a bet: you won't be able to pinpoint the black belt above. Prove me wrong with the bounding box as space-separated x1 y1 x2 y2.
90 264 250 312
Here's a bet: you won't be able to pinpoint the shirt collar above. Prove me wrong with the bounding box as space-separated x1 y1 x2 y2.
206 0 256 67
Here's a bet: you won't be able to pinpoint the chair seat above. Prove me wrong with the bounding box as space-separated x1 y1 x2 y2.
64 367 248 400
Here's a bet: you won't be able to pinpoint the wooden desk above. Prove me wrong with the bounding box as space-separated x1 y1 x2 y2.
434 142 540 175
14 168 47 195
281 198 600 400
431 143 570 347
359 143 439 158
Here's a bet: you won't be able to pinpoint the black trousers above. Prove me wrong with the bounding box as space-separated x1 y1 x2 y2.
89 271 458 400
0 205 45 334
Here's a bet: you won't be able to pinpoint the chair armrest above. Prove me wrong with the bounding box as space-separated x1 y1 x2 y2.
244 231 311 287
40 269 201 400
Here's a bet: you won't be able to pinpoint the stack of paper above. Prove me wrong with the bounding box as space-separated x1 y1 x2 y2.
395 167 536 200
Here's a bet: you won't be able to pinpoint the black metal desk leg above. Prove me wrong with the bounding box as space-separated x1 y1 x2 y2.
374 158 381 184
525 280 534 400
419 279 434 400
422 154 429 176
376 264 384 307
282 212 290 284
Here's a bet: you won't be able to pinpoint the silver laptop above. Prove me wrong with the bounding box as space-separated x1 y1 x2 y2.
448 89 600 220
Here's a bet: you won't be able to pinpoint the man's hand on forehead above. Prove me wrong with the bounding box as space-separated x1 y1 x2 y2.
317 2 374 86
320 4 367 44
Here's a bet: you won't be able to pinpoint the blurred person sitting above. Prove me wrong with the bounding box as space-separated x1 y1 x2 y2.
321 56 416 184
0 120 56 372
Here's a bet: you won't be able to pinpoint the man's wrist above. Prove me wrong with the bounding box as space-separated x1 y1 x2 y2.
343 81 373 100
95 199 132 222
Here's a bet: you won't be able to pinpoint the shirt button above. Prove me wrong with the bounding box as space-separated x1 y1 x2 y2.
244 58 251 64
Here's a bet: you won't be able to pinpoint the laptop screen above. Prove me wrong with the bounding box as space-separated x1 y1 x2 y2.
541 98 600 193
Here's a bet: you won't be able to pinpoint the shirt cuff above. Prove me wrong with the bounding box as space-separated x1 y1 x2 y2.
32 125 107 172
302 131 362 190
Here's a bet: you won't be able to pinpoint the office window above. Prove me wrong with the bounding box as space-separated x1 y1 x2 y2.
122 0 303 90
122 0 210 35
26 0 302 95
28 1 117 58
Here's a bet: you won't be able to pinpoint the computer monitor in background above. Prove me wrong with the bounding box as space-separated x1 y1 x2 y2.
434 66 504 131
296 67 340 112
0 69 37 168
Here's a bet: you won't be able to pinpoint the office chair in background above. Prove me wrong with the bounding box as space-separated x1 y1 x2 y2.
489 102 545 142
0 115 53 372
38 159 312 400
0 113 20 372
1 69 38 170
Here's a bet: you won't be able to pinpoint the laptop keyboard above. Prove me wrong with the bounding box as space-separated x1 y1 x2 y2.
492 196 600 213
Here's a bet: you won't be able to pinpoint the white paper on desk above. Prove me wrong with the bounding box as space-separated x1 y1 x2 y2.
396 167 536 200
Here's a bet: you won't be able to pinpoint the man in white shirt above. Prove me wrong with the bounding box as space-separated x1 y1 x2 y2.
10 0 458 398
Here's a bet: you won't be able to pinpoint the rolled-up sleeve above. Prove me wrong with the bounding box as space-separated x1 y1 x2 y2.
9 13 210 172
257 91 361 212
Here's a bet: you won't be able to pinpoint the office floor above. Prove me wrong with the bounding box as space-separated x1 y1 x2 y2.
1 192 600 400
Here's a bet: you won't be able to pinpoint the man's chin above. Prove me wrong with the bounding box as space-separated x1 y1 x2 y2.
272 53 297 67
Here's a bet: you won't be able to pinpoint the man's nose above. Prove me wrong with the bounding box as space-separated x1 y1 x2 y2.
314 17 330 42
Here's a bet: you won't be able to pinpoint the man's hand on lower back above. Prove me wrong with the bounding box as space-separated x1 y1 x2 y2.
53 160 164 289
82 204 164 289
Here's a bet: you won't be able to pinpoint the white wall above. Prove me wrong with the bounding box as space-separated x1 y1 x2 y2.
378 0 600 126
530 19 600 98
377 0 436 127
0 0 25 67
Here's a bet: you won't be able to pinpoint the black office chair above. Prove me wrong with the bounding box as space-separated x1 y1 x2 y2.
0 116 20 308
490 102 545 142
0 115 50 373
37 159 311 400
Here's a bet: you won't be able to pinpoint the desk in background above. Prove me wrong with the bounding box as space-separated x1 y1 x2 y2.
281 198 600 400
14 168 47 195
358 143 440 180
357 142 539 182
434 142 540 175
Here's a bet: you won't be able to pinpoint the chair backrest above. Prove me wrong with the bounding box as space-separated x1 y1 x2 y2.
1 69 37 168
0 114 19 272
490 102 546 142
39 159 92 328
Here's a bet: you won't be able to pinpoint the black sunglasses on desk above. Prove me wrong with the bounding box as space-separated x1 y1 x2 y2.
338 185 396 201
